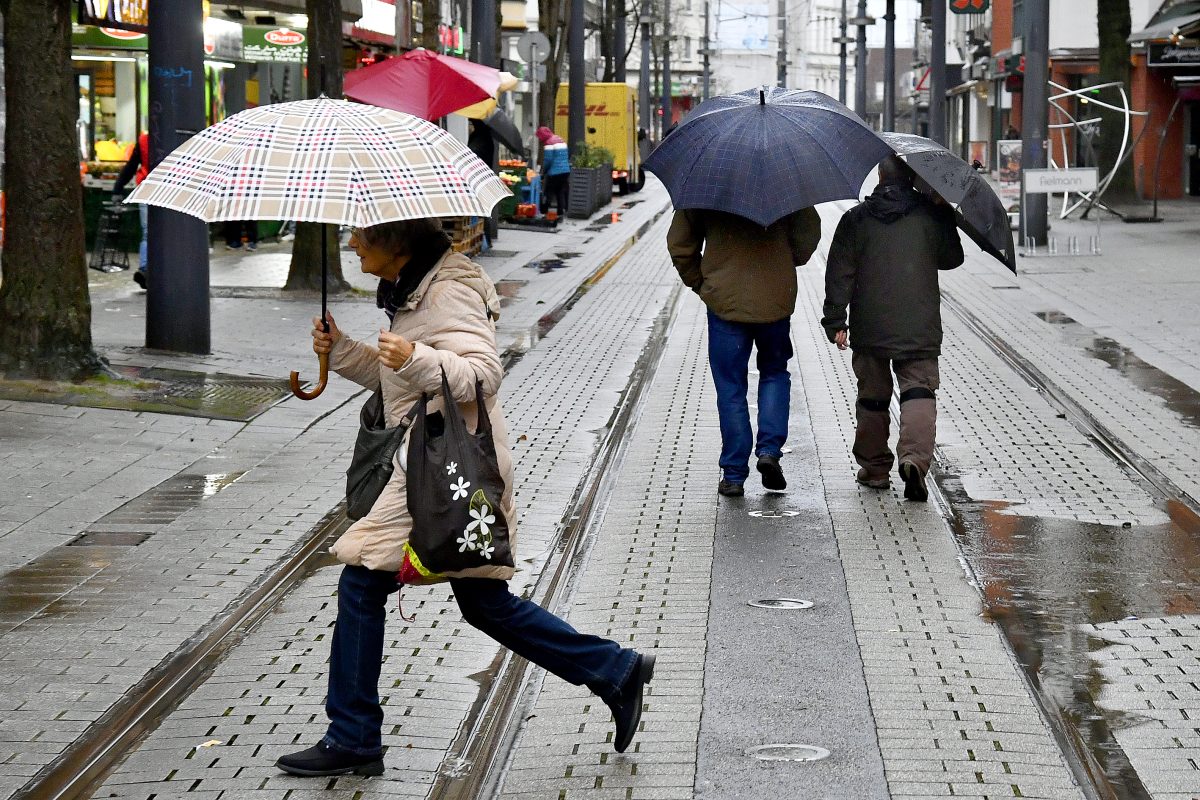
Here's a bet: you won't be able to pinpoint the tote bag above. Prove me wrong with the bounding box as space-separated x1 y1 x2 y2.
399 369 513 584
345 390 417 521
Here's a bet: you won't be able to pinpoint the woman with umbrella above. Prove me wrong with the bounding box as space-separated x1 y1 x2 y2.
129 98 655 778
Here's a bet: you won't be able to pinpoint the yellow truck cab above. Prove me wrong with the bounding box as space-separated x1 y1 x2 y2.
554 82 644 194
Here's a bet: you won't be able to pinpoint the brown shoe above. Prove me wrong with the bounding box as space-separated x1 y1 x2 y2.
856 469 890 489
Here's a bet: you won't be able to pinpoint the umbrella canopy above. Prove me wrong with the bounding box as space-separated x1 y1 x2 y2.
455 72 520 119
126 97 510 227
344 49 501 121
644 87 894 227
476 108 525 157
880 132 1016 273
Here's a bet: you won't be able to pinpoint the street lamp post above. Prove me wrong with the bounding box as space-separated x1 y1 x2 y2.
851 1 873 120
471 0 497 66
929 0 947 144
883 0 895 131
568 0 586 154
1021 0 1050 244
615 0 627 81
661 0 672 131
640 15 652 133
146 0 209 354
837 0 850 105
702 0 711 100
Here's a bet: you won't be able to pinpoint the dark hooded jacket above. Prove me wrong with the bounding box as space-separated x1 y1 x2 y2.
821 182 964 360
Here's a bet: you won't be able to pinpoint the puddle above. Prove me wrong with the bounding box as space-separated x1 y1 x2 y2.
940 472 1200 798
525 258 569 274
584 212 622 231
554 251 583 260
493 279 525 307
1035 310 1200 429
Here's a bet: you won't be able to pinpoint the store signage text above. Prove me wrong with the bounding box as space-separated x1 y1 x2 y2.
77 0 148 33
438 24 464 55
1148 42 1200 67
243 26 308 62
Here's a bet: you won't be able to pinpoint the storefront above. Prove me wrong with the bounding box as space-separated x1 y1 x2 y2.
1128 9 1200 199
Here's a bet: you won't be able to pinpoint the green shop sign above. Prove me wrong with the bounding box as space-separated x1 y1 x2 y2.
243 26 308 63
72 22 148 49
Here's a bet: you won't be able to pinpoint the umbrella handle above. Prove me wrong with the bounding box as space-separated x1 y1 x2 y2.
289 353 329 401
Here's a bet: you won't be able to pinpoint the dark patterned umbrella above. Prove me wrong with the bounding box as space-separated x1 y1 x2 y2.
880 132 1016 273
644 87 893 227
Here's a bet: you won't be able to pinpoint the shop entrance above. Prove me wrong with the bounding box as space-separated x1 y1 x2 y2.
75 69 95 161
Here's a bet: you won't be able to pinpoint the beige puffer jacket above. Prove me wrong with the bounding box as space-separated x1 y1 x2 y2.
328 250 517 581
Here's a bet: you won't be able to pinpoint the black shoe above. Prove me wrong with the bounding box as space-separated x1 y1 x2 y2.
275 742 384 777
608 653 655 753
132 271 146 289
717 479 744 497
756 455 787 491
899 462 928 502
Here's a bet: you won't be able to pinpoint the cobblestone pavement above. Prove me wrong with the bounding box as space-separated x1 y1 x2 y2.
0 186 672 798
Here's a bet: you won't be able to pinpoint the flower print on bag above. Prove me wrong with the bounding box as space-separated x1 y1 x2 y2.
450 476 471 501
456 530 480 552
446 461 458 475
467 504 495 538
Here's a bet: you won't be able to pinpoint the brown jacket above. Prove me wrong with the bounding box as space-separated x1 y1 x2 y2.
666 207 822 324
328 250 517 580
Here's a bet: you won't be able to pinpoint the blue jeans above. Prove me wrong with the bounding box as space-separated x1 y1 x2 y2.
322 565 638 756
707 311 793 483
138 202 148 273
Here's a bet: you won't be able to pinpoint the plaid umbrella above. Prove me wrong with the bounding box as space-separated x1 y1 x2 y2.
127 97 510 400
644 87 893 227
880 132 1016 273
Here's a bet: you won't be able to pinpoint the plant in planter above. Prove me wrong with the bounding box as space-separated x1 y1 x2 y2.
567 143 615 218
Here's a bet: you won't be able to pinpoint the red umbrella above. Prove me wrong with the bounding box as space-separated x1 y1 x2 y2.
344 49 501 121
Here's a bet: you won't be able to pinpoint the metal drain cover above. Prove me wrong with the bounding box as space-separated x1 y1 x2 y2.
748 598 814 610
748 510 800 518
746 744 830 762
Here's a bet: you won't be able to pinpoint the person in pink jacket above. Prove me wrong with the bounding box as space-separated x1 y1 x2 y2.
276 217 654 778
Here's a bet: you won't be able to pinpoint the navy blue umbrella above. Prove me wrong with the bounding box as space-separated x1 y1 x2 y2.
880 132 1016 273
644 87 893 227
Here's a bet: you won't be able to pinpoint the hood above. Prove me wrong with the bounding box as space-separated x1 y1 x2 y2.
862 183 923 223
536 126 563 145
404 250 502 321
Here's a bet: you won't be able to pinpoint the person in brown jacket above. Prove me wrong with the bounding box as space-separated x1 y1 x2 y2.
667 207 822 497
276 218 654 778
821 156 964 501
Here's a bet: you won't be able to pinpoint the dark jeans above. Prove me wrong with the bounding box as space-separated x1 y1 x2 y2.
541 173 569 216
322 565 638 756
706 310 793 483
223 220 258 248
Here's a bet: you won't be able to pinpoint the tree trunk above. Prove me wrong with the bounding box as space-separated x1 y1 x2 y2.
285 0 350 293
1096 0 1137 201
0 0 104 379
422 0 441 50
538 0 569 131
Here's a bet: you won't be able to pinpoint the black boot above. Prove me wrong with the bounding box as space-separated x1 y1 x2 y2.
275 741 384 777
607 652 656 753
756 455 786 491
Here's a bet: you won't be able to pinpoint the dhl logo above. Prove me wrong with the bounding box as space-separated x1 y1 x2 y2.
555 103 621 117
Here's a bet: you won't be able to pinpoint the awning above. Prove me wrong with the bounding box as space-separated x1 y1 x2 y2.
1129 9 1200 43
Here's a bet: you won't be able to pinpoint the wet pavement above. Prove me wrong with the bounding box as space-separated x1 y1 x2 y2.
2 185 1200 799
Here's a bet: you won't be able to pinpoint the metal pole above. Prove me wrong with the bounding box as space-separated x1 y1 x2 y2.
777 0 788 87
615 0 627 81
1020 0 1049 243
838 0 848 104
854 0 867 118
568 0 585 154
471 0 497 65
702 0 711 100
146 0 209 354
661 0 672 131
929 0 947 144
640 18 652 132
883 0 895 130
913 12 921 133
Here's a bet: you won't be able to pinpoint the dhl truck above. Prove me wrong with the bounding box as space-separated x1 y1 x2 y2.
554 82 644 194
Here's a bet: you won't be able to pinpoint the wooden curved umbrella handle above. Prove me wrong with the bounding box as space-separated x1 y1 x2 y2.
290 352 329 401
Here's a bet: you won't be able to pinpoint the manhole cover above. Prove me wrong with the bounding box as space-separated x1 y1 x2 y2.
746 744 830 762
747 510 800 518
748 598 814 610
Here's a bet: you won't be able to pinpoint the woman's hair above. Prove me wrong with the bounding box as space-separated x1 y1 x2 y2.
357 217 451 259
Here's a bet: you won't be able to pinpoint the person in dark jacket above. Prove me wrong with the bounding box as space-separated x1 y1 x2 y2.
536 126 570 217
668 207 822 496
821 155 964 501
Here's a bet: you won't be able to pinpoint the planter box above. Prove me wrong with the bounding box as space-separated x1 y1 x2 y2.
567 164 614 219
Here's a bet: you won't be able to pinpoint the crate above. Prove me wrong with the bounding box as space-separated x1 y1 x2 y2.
444 216 485 257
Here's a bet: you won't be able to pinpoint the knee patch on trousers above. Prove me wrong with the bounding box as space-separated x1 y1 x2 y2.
857 397 890 413
899 387 936 404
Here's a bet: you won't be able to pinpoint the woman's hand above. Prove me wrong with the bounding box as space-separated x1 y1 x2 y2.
378 329 415 370
311 313 342 356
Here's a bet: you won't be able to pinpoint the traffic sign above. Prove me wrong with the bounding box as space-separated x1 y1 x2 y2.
517 31 552 64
